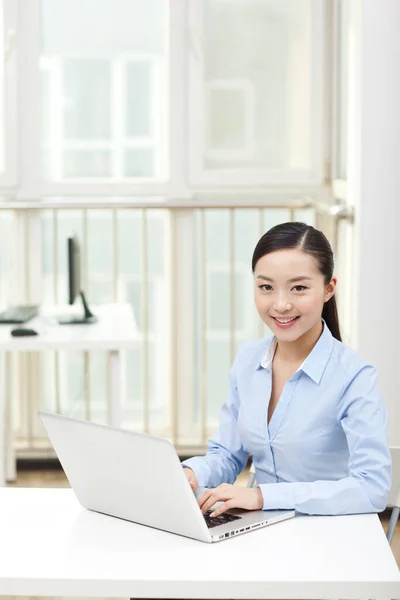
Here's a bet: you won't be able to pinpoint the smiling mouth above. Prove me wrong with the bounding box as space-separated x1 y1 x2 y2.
272 316 300 324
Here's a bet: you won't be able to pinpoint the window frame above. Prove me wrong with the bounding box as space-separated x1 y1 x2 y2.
187 0 329 189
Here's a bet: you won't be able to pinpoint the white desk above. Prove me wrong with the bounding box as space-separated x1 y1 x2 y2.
0 304 140 486
0 488 399 599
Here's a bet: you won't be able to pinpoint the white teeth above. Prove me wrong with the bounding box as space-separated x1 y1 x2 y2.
275 317 297 324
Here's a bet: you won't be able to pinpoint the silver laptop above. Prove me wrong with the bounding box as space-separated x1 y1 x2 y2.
39 411 295 543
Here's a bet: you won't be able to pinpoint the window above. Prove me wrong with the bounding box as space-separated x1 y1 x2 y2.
189 0 325 186
40 0 167 183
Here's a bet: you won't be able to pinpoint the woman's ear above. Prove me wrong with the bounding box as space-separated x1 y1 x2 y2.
324 277 337 302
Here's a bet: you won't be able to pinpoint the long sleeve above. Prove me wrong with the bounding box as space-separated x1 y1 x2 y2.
258 365 392 515
182 348 249 488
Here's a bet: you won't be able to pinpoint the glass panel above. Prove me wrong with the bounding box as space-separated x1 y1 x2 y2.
193 211 202 427
117 210 144 426
203 0 313 171
63 150 112 178
40 351 57 417
87 210 114 302
58 350 85 415
126 61 151 137
41 210 55 304
41 68 51 147
63 59 110 140
40 0 166 181
117 209 167 430
233 209 264 345
124 149 154 178
208 87 249 151
144 211 166 428
205 210 231 421
89 351 108 422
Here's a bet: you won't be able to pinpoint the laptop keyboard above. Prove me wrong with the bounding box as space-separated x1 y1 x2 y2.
0 305 39 324
203 509 242 529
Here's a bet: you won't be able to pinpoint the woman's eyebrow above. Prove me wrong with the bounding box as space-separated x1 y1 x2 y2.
256 275 313 283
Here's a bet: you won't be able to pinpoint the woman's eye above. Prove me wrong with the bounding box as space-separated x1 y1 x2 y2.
258 284 307 292
293 285 307 292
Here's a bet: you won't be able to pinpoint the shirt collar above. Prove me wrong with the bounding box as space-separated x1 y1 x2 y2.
257 319 335 385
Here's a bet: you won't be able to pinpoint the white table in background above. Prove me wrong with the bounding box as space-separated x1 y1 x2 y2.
0 488 399 599
0 303 140 486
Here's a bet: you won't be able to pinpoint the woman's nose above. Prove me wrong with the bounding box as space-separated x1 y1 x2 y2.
273 295 292 312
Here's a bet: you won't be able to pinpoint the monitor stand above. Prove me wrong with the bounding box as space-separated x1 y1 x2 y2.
57 291 98 325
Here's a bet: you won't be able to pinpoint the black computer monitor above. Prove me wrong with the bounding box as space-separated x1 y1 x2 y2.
58 235 97 325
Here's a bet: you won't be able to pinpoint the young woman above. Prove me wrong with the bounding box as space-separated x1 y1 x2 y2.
182 222 391 518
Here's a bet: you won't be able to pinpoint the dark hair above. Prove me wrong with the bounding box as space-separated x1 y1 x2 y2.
251 222 341 341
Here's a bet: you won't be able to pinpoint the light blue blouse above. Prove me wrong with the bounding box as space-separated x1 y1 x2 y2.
182 321 391 515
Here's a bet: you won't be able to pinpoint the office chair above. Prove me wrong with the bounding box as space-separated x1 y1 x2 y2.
387 487 400 545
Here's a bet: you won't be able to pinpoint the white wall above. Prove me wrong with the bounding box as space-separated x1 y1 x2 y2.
347 0 400 446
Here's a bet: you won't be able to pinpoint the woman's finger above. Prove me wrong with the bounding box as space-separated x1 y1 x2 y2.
200 495 221 515
199 489 224 513
200 489 230 514
198 489 214 510
210 499 234 518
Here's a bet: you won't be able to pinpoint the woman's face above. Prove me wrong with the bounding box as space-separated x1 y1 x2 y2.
254 249 336 342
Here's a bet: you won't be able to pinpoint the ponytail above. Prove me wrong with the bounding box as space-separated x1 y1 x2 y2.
322 296 341 341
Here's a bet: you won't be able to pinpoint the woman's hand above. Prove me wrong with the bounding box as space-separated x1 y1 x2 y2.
183 467 199 491
198 484 263 517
